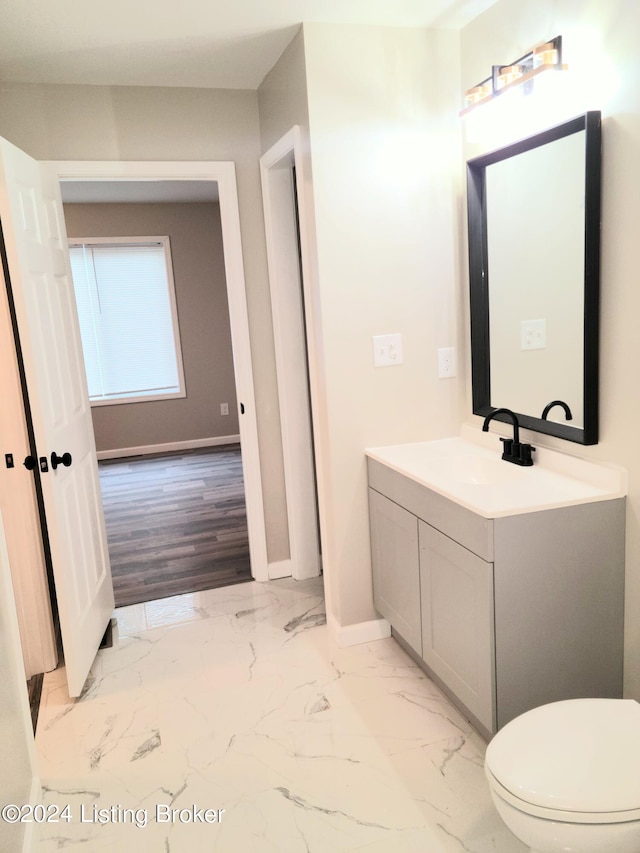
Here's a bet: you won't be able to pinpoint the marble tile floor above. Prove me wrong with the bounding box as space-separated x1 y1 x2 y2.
34 577 525 852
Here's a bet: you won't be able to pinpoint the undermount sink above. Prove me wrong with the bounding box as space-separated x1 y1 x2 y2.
365 426 626 518
421 453 523 486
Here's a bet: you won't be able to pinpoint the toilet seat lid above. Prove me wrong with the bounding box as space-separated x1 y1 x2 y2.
485 699 640 814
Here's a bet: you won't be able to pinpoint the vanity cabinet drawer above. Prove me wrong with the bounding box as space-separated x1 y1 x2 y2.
369 489 422 656
419 521 495 732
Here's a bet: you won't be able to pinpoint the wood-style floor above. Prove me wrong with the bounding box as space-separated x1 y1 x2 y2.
99 445 251 608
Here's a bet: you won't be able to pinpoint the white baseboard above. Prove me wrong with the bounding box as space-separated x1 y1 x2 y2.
268 559 293 580
96 435 241 460
327 612 391 648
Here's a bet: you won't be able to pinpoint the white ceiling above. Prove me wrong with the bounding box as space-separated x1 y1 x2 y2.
2 0 497 91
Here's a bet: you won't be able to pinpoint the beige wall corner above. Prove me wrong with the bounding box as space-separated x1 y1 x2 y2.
259 23 464 632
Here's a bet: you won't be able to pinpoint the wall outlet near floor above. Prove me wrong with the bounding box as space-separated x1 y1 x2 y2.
220 403 229 416
373 333 403 367
438 346 457 378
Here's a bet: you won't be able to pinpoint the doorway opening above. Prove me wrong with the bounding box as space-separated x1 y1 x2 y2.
59 179 253 606
51 160 269 593
0 145 275 701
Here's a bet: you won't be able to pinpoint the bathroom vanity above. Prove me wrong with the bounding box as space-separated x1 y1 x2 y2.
366 430 626 738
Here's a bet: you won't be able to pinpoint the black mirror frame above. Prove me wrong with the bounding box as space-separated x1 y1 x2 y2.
467 110 602 445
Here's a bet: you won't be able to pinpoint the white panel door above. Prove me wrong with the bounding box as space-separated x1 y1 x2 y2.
0 137 114 697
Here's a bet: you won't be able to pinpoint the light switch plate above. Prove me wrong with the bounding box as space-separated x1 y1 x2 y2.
373 333 403 367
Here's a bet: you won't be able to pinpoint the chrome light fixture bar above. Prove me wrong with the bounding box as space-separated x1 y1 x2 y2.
460 35 566 116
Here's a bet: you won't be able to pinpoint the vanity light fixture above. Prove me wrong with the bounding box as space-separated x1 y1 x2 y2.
460 35 566 116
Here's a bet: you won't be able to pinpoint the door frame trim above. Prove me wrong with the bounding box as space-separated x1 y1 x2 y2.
260 127 321 580
46 159 269 581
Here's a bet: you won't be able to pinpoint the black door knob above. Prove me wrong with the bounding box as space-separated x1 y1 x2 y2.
23 455 37 470
51 451 73 470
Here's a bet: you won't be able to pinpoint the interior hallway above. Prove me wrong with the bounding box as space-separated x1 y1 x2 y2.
33 577 523 852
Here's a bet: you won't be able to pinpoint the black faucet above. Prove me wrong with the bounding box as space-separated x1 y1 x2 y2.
482 408 535 466
541 400 573 421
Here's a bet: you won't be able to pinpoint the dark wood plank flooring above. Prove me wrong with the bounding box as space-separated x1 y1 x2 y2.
27 673 44 734
99 445 251 607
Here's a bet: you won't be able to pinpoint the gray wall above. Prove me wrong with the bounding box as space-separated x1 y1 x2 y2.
64 201 239 453
258 29 310 153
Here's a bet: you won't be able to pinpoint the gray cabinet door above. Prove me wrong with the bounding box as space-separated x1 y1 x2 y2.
369 489 422 655
419 521 495 731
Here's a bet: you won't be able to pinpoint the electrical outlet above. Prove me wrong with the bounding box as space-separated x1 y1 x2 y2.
373 333 403 367
438 346 457 378
220 403 229 416
521 319 546 350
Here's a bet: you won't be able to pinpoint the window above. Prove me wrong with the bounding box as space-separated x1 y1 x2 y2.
68 237 186 405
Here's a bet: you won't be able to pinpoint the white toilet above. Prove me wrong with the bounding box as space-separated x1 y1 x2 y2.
485 698 640 852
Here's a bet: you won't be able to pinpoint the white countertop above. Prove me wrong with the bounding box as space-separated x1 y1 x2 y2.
365 426 627 519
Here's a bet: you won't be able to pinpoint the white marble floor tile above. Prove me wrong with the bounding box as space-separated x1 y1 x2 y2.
34 577 524 852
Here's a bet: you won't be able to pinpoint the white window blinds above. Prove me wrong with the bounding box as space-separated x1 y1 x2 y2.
68 238 185 405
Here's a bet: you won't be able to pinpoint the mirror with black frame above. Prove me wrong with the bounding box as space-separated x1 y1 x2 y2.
467 111 601 445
